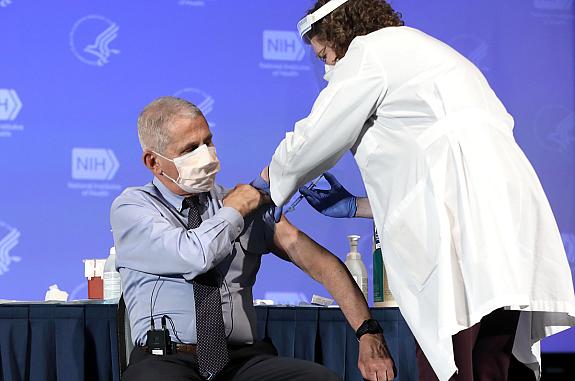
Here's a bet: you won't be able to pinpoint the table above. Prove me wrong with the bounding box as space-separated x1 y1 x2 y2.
0 303 417 381
0 303 120 381
256 306 417 381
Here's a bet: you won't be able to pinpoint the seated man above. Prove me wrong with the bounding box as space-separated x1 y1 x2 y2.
111 96 395 381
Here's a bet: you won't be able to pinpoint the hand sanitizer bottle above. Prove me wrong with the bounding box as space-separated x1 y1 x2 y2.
344 235 368 301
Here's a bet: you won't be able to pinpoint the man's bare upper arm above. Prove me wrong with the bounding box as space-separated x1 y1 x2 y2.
270 216 334 276
269 216 297 263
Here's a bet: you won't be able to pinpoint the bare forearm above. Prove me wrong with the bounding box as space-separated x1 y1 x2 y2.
288 231 372 330
355 197 373 219
319 252 372 330
273 220 395 380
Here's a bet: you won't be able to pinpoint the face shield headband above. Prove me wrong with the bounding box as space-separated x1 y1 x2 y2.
297 0 350 40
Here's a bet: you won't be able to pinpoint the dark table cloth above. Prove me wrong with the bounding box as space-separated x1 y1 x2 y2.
0 303 416 381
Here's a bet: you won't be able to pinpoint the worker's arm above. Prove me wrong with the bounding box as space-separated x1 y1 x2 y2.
268 40 388 206
355 198 373 218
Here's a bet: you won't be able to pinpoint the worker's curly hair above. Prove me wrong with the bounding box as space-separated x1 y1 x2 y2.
305 0 404 60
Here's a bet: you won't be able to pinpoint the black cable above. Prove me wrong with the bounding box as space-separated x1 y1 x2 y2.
159 271 232 344
143 189 235 344
164 315 185 344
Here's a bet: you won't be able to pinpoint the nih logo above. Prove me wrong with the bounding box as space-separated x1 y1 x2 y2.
72 148 119 180
263 31 305 61
0 89 22 121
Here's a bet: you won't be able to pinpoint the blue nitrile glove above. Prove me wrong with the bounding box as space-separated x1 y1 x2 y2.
250 175 270 194
250 175 284 223
298 172 357 218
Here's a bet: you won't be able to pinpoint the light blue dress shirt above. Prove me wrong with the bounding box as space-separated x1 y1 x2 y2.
110 178 275 345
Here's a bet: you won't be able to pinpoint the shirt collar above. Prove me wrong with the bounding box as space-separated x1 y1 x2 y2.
152 177 189 212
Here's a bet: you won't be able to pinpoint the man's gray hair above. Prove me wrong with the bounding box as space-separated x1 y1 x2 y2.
137 96 203 154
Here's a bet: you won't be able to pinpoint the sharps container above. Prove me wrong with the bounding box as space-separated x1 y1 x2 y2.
84 258 106 299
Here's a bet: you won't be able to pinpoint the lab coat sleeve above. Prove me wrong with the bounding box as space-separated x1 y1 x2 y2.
269 40 387 205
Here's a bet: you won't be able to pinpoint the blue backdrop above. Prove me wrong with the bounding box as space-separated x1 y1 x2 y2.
0 0 573 352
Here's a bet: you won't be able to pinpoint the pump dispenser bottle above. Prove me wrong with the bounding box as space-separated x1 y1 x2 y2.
344 235 368 300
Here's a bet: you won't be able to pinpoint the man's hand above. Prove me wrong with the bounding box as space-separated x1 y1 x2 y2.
223 184 270 217
358 334 396 381
298 172 357 218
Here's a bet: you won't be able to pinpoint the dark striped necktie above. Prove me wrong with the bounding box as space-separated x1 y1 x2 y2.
183 196 229 380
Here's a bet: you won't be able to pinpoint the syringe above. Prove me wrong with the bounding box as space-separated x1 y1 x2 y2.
285 175 324 213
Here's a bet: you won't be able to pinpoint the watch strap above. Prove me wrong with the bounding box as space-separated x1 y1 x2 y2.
355 319 383 341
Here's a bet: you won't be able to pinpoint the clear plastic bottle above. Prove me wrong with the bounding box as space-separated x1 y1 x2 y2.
103 247 122 302
344 235 368 300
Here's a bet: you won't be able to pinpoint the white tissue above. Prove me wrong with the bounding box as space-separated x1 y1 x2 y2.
311 294 334 306
45 284 69 302
253 299 275 306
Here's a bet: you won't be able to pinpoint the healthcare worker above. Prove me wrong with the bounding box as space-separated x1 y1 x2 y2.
258 0 575 380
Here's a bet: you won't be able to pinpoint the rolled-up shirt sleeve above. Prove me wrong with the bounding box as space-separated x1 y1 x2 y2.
111 195 244 280
269 39 387 205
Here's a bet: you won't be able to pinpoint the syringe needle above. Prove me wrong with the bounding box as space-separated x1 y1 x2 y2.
286 174 324 213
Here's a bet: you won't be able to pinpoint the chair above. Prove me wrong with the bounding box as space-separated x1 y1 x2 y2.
117 295 134 376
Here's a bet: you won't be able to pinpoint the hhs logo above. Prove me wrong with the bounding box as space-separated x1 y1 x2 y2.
534 0 573 10
70 15 120 66
0 89 22 121
0 221 21 276
72 148 120 180
450 35 490 73
263 31 305 61
173 88 215 116
534 105 575 153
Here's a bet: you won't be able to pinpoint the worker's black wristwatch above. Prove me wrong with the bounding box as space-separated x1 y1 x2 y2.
355 319 383 341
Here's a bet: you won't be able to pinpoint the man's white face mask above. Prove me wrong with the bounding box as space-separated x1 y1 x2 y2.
154 144 220 194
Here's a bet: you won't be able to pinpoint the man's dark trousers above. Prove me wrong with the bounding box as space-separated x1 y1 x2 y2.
122 340 341 381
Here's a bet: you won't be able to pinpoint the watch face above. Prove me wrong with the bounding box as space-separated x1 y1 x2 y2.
357 319 383 340
366 320 382 333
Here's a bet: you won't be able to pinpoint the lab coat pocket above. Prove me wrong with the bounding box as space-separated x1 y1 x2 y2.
384 180 440 291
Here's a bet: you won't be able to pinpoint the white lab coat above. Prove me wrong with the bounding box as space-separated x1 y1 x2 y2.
269 26 575 380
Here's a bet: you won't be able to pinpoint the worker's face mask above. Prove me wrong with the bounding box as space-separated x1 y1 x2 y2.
324 64 336 81
154 144 220 194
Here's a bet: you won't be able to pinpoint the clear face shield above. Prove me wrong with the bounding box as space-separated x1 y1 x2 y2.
298 0 350 84
296 0 350 41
